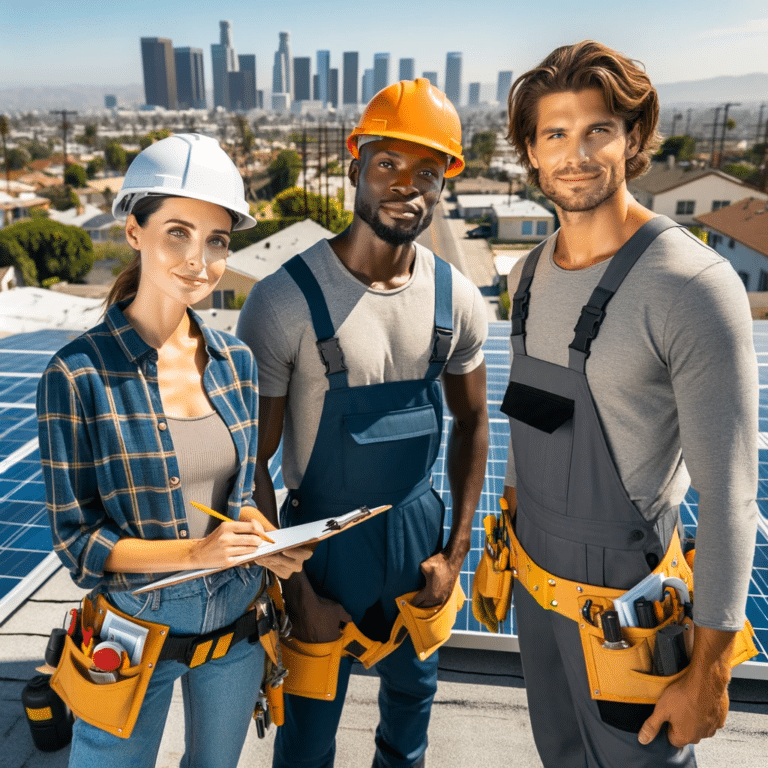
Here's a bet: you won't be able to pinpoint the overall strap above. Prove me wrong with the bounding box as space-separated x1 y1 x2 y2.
425 255 454 380
510 239 549 356
568 216 680 372
284 255 349 389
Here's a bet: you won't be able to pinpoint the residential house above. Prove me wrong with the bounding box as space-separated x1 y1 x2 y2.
694 197 768 295
456 194 521 219
0 190 51 228
48 204 121 242
194 219 334 310
491 199 554 242
629 161 767 226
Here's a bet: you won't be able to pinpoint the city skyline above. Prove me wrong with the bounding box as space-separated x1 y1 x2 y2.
3 1 767 94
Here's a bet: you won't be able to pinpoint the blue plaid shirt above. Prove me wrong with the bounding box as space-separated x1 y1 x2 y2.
37 301 259 591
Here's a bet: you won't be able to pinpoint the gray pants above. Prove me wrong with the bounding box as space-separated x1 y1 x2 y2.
515 584 696 768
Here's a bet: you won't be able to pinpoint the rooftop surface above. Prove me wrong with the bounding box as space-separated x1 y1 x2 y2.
695 197 768 257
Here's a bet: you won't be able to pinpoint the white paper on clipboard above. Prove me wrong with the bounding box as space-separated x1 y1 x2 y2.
132 504 390 594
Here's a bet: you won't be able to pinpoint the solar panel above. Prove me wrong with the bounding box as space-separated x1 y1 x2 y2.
2 323 766 678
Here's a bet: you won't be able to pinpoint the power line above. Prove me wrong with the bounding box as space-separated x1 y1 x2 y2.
49 109 78 168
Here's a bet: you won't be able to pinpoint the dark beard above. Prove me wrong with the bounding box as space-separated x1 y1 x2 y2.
355 198 433 246
539 166 622 213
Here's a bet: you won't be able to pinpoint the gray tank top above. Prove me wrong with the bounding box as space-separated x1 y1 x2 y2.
166 411 238 539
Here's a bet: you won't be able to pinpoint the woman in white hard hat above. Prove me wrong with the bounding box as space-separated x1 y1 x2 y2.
37 134 310 767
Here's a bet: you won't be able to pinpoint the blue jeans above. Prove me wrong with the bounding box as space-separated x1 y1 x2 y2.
68 567 265 768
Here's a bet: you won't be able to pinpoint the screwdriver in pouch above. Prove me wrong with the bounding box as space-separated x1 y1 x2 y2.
601 611 631 650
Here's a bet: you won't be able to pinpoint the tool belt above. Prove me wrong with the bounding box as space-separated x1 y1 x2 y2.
50 590 281 739
280 580 465 701
505 518 758 706
472 510 513 633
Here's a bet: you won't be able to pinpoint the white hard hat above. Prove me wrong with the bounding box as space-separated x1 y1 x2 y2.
112 133 257 231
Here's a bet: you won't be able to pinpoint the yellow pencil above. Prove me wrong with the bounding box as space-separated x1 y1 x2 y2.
190 501 276 544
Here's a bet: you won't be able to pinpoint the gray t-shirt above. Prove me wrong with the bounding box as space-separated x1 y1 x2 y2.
238 238 488 489
505 226 758 632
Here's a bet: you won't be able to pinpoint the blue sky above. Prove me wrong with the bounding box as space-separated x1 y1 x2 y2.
2 0 767 88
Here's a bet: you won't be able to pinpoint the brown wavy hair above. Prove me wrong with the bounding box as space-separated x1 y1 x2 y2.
506 41 661 187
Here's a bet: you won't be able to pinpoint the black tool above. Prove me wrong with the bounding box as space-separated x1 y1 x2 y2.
21 674 73 752
601 611 630 650
45 628 67 668
634 598 657 629
652 624 688 676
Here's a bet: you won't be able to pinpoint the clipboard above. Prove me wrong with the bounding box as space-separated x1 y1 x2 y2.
132 504 390 594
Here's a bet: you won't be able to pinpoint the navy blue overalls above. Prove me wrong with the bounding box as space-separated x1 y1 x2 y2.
272 253 454 768
503 216 696 768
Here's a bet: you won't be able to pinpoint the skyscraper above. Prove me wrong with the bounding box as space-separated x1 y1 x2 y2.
329 68 338 109
229 54 256 111
399 58 415 81
422 71 438 87
343 52 358 105
211 21 238 109
272 31 293 99
316 50 330 107
141 37 177 109
468 82 480 106
293 57 311 102
497 70 513 104
373 53 390 94
362 69 374 103
445 52 462 106
175 47 206 109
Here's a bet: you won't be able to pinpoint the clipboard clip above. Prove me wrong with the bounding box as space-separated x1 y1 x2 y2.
323 506 371 532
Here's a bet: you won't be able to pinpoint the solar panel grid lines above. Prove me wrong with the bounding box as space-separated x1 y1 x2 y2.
0 324 766 677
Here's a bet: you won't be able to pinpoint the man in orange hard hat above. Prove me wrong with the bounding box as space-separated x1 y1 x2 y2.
238 79 489 768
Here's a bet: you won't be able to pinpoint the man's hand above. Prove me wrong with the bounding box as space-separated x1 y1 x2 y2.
411 552 460 608
638 625 735 747
282 571 352 643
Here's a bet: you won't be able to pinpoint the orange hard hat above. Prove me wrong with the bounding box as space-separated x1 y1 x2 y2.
347 78 465 178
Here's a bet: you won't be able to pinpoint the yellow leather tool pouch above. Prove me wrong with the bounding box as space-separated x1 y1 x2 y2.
50 594 168 739
472 545 513 628
397 581 466 661
280 634 345 701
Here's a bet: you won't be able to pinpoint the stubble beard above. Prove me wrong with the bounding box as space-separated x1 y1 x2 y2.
538 164 624 214
355 198 434 246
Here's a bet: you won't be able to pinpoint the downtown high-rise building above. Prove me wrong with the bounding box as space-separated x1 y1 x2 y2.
422 71 438 87
468 82 481 106
229 54 256 111
211 21 238 109
293 57 311 102
272 31 293 99
141 37 177 109
399 58 415 81
362 69 375 103
329 68 338 109
373 53 390 94
497 70 514 104
316 50 330 106
445 52 462 106
174 47 206 109
343 52 358 105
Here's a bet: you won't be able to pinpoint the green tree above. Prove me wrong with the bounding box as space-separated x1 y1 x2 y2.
470 131 497 165
27 138 52 160
655 135 696 162
0 231 38 285
5 147 30 170
64 163 87 188
138 129 172 150
105 140 127 172
267 150 302 195
272 187 352 233
0 114 9 188
722 163 757 182
1 219 94 283
85 156 105 179
41 185 81 212
82 122 98 148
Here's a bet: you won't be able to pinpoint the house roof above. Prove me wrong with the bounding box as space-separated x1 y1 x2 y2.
226 219 334 282
452 177 510 195
456 194 521 209
492 200 553 218
48 203 104 227
629 164 762 196
694 197 768 258
0 287 103 334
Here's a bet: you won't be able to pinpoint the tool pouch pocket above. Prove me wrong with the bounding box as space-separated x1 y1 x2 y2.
280 635 344 701
472 546 513 628
50 594 167 739
396 580 466 661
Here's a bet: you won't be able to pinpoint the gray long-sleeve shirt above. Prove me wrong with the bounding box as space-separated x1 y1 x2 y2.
505 226 758 632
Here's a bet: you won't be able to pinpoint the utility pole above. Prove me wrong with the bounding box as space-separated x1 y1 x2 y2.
302 124 308 214
685 108 692 136
718 102 740 168
670 112 683 137
0 114 9 192
756 104 766 146
49 109 78 168
708 107 721 167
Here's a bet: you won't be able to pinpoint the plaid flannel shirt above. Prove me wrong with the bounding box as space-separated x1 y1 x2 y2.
37 301 259 591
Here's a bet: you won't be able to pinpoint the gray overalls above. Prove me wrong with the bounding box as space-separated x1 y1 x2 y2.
502 216 696 767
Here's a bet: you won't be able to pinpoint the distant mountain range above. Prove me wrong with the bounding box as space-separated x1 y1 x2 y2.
1 73 766 112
